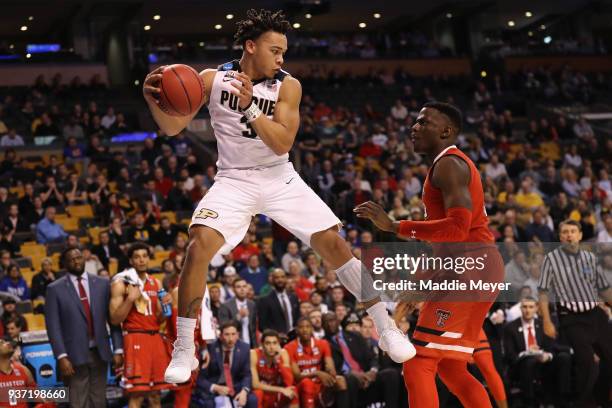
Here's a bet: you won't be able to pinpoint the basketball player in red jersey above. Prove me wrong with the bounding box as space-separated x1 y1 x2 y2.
109 243 173 408
0 336 35 408
251 329 298 408
472 329 508 408
284 318 348 408
355 101 505 407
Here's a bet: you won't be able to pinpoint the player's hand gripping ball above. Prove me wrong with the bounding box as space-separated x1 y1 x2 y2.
143 64 205 116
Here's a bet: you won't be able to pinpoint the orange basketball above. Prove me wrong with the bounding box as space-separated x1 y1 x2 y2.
158 64 205 117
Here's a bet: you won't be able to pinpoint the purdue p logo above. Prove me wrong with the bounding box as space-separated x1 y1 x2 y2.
194 208 219 220
435 309 451 327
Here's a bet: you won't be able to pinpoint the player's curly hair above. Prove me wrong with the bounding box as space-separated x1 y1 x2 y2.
234 9 291 47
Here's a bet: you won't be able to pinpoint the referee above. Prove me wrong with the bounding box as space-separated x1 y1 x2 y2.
538 220 612 407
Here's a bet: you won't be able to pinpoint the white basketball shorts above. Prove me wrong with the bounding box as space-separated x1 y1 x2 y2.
189 162 342 249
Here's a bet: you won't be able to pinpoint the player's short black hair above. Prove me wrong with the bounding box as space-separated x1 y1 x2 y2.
423 101 463 134
127 242 152 258
220 320 241 333
261 329 280 342
234 9 291 47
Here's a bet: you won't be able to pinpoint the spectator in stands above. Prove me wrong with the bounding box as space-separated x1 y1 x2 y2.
30 257 61 300
504 297 572 407
39 176 65 208
1 298 26 333
151 217 177 250
0 250 13 276
258 269 299 336
0 265 29 301
309 309 326 339
504 250 530 297
17 183 35 226
63 172 87 205
0 224 18 256
309 290 328 314
258 242 278 271
87 174 111 206
323 312 401 408
111 112 130 134
208 283 222 320
573 117 594 140
139 179 165 211
0 128 24 147
515 176 544 211
525 209 555 242
63 117 85 140
193 320 257 407
127 212 155 244
597 214 612 243
218 278 257 347
45 247 123 408
561 168 581 198
82 247 103 275
109 242 172 407
34 112 60 137
239 255 267 295
63 137 86 164
281 241 304 272
390 100 408 121
164 178 193 212
108 216 128 250
101 107 116 130
36 206 68 244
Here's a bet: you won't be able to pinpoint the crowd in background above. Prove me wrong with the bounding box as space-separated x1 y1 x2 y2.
0 63 610 406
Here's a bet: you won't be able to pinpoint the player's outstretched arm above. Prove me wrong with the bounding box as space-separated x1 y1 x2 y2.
143 67 215 136
231 72 301 155
355 156 473 242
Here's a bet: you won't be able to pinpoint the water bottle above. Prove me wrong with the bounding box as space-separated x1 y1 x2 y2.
158 289 172 317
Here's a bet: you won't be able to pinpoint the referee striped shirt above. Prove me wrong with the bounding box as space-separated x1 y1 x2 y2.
538 246 610 313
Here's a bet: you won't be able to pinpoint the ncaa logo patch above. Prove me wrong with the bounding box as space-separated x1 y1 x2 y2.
194 208 219 220
435 309 451 327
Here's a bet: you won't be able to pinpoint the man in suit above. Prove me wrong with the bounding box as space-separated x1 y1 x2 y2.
45 247 123 408
258 268 299 336
218 278 258 347
323 312 401 408
503 297 571 408
192 320 257 407
3 204 29 233
92 230 124 270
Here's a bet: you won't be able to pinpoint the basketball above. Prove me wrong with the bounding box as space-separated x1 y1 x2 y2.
158 64 204 117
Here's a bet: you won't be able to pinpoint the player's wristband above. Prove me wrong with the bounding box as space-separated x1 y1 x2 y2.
242 100 262 123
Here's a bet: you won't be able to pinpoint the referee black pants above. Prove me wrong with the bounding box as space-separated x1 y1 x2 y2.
560 306 612 406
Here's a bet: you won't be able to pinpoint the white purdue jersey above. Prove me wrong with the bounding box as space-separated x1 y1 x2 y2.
208 60 290 169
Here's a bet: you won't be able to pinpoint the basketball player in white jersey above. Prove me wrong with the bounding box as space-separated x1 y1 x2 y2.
143 9 415 384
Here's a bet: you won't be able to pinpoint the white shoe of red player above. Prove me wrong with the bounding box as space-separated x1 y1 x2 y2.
378 322 417 363
164 341 199 384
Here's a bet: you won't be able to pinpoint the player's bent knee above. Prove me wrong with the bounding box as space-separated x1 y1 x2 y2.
187 226 224 256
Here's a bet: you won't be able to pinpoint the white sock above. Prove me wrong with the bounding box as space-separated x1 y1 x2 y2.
367 302 392 332
177 317 197 347
335 258 379 302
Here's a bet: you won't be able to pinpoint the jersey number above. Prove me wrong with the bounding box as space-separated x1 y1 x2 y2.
240 116 258 139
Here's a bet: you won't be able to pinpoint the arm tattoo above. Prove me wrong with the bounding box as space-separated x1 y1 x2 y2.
186 297 203 318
